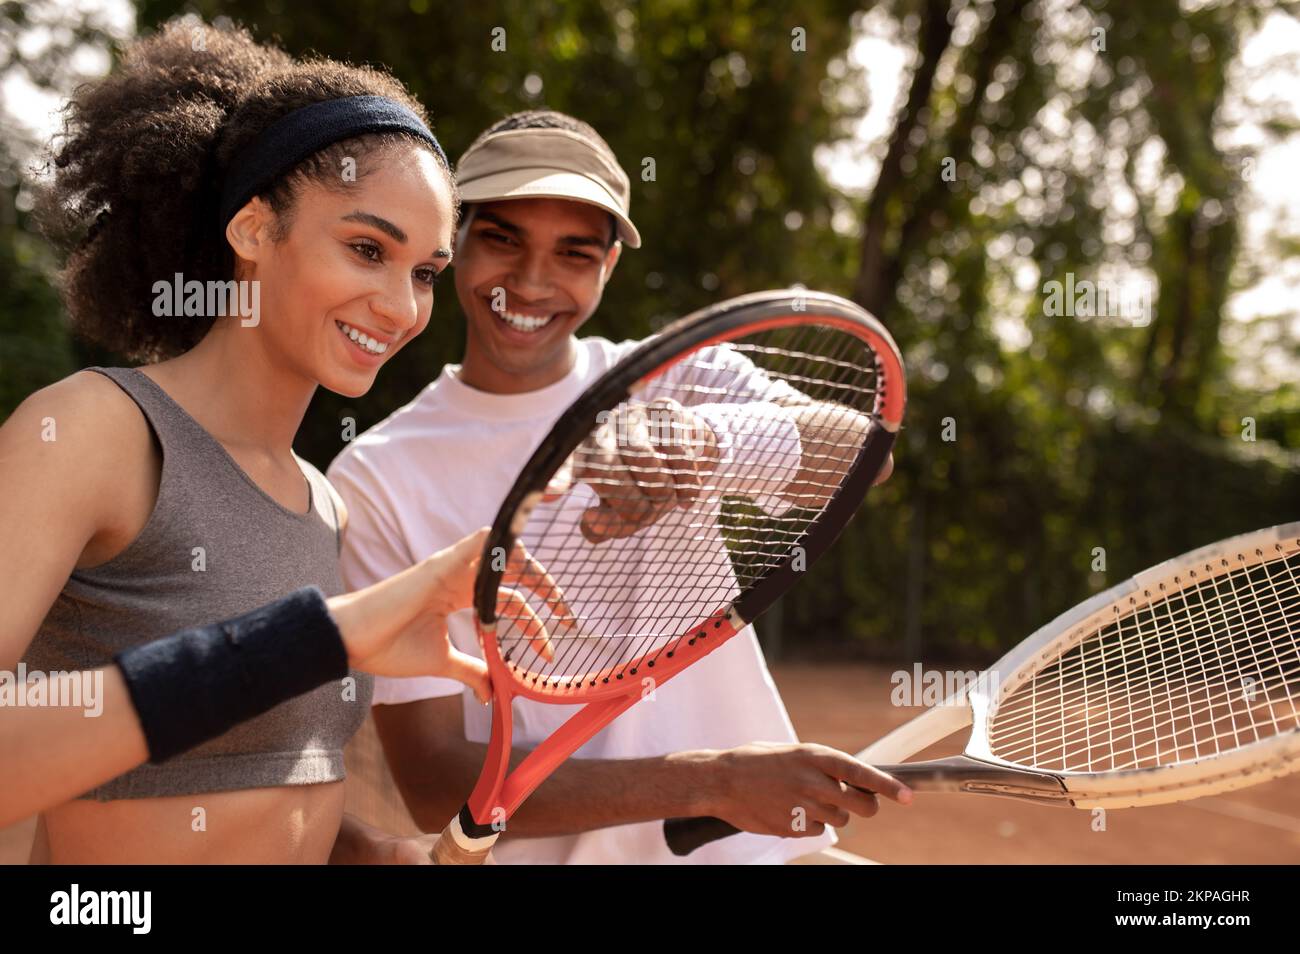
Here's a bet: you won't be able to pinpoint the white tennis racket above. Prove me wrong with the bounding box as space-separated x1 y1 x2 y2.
666 522 1300 854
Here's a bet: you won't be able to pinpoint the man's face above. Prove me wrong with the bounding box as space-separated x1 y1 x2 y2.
453 197 621 392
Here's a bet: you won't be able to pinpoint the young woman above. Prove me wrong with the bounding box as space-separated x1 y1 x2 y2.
0 19 557 863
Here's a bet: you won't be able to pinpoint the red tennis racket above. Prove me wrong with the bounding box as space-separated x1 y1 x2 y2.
430 289 905 864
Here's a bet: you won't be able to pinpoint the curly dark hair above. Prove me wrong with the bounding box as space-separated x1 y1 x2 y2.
35 18 451 362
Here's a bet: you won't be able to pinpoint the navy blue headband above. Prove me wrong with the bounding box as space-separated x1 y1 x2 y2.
218 95 447 226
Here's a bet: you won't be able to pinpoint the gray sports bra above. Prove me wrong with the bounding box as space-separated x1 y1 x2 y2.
22 367 372 800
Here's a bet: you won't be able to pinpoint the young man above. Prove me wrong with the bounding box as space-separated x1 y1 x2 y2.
328 111 906 864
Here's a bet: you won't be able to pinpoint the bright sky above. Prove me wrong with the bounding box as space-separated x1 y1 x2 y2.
2 0 133 160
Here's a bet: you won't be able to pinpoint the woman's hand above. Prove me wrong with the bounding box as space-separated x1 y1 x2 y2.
330 814 443 865
327 528 572 702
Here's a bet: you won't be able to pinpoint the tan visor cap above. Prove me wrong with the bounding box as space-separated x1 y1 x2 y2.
455 127 641 248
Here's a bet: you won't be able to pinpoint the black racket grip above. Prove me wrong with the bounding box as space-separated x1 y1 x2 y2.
663 816 742 855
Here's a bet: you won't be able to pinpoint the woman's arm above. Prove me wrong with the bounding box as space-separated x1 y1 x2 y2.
0 530 510 829
0 374 152 675
0 375 157 827
0 377 550 828
0 667 149 828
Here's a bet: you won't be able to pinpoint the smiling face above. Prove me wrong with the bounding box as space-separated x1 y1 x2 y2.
225 140 455 398
453 197 622 394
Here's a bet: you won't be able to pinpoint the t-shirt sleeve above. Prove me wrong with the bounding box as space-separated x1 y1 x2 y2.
327 450 465 706
328 459 413 591
647 345 807 514
666 343 804 407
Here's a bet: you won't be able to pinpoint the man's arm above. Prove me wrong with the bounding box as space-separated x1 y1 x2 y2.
373 695 905 840
573 341 893 541
373 696 706 836
684 340 891 508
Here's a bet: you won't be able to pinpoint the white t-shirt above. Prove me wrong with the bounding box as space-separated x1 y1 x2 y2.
327 336 835 864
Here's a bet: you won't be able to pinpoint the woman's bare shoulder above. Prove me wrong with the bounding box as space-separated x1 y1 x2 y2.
1 369 156 535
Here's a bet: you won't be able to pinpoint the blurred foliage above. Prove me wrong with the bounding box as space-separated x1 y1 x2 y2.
0 2 83 411
2 0 1297 662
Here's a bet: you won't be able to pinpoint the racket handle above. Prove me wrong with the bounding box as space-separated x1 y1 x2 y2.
429 805 498 865
663 816 741 856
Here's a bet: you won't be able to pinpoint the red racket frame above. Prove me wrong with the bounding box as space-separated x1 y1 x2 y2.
456 292 905 838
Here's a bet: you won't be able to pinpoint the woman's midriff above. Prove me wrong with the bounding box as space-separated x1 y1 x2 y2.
30 781 345 864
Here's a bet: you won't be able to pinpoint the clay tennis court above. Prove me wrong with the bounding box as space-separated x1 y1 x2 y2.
779 663 1300 864
4 660 1294 864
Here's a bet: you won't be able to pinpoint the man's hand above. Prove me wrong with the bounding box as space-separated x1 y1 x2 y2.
687 741 913 838
564 398 720 544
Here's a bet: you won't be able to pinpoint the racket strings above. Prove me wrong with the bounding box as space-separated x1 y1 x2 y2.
606 323 878 668
993 552 1300 770
494 322 885 687
987 545 1300 772
994 561 1300 769
515 325 875 684
990 585 1300 750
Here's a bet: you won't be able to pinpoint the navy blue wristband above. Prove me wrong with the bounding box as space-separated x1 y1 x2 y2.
114 586 350 762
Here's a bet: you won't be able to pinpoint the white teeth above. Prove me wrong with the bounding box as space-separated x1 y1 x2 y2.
499 308 555 333
336 321 389 354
